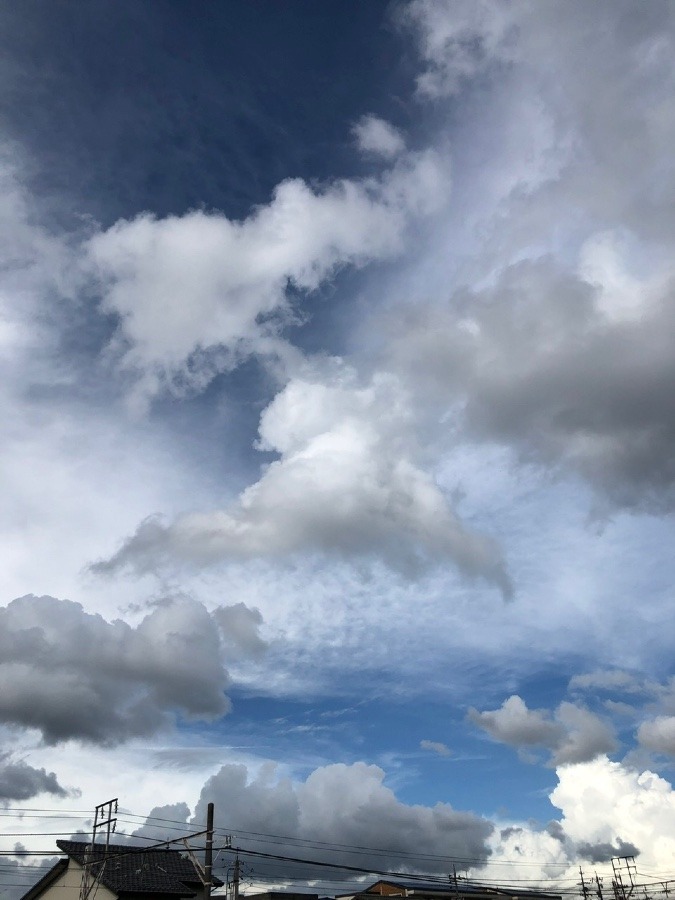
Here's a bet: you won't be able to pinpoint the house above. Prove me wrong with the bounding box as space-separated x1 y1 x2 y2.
20 839 224 900
336 880 563 900
241 894 323 900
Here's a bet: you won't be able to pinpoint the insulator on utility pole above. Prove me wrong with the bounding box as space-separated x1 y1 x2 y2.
612 856 637 900
79 798 118 900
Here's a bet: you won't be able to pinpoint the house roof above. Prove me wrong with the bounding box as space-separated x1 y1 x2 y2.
19 858 69 900
51 840 222 897
342 880 562 900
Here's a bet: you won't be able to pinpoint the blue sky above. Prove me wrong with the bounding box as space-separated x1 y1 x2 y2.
3 1 675 897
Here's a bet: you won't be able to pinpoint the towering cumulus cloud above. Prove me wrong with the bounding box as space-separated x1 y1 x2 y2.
95 363 511 596
190 761 494 875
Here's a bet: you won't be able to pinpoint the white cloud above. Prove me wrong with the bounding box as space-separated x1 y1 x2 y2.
94 363 510 595
578 230 667 325
569 670 652 695
85 149 449 408
420 740 451 757
551 757 675 872
353 115 406 158
479 822 574 887
475 758 675 886
403 0 519 98
0 147 218 618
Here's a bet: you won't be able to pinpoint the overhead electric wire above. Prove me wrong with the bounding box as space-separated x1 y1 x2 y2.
3 806 93 818
1 807 673 892
0 807 611 873
0 840 589 890
225 845 576 888
114 809 589 871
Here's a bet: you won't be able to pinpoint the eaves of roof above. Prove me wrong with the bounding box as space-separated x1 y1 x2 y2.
19 858 69 900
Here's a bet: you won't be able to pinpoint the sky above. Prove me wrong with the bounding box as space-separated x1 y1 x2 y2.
2 0 675 897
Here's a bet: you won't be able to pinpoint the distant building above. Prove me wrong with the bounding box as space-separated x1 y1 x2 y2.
20 840 224 900
241 893 323 900
336 880 563 900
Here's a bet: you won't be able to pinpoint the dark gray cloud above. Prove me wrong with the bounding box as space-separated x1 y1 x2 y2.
577 838 640 864
545 820 565 843
499 826 523 841
131 802 191 843
213 603 268 660
190 761 494 880
0 755 67 801
0 853 60 900
469 696 617 766
637 716 675 756
385 256 675 510
551 704 619 767
469 696 563 751
378 1 675 512
0 594 265 745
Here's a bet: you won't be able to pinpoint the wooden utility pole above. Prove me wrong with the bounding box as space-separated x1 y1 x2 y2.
580 868 590 900
594 873 604 900
204 803 214 900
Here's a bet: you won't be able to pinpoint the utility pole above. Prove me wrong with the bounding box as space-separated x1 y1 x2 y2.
612 856 637 900
79 799 118 900
204 803 214 900
594 873 604 900
233 854 240 900
580 868 590 900
94 799 118 854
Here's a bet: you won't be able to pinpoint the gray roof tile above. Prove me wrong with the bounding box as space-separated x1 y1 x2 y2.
56 840 222 896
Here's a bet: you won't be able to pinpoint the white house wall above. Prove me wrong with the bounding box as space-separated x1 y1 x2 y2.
40 859 117 900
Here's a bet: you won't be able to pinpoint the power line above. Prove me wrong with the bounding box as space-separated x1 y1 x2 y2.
0 807 620 873
1 807 674 890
